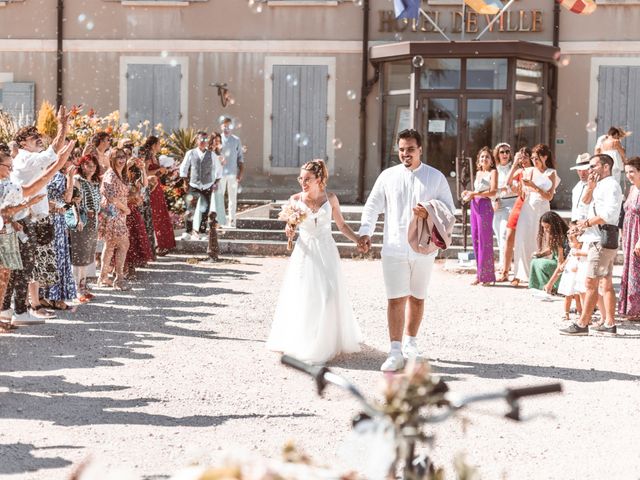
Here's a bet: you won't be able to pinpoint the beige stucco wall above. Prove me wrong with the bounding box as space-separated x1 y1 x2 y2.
1 0 640 202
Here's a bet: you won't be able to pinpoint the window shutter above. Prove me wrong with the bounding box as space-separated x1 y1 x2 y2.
1 82 35 125
271 65 328 168
127 64 154 128
153 64 181 132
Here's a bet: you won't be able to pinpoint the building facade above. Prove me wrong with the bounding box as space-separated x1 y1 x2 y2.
1 0 639 206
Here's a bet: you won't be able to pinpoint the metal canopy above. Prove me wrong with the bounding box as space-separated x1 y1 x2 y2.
370 40 559 64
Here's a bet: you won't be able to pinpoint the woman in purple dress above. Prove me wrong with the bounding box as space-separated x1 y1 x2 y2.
462 147 498 285
618 156 640 320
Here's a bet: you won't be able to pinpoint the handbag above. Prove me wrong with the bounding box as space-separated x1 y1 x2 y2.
64 207 88 231
599 224 619 250
0 232 24 270
33 218 55 245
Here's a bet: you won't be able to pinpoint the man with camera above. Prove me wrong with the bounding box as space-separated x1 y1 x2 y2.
560 154 623 336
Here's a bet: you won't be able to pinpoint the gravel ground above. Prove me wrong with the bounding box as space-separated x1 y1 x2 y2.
1 254 639 480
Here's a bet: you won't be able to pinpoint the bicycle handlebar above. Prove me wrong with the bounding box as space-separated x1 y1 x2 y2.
506 383 562 400
281 355 562 423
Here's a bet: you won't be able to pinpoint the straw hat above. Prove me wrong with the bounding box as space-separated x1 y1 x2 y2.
570 152 591 171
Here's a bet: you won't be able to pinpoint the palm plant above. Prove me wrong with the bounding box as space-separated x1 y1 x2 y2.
166 127 197 160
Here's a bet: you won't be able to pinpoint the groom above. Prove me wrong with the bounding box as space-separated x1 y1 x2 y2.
358 129 455 372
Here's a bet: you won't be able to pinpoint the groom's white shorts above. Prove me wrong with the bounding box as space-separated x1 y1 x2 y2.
382 254 436 300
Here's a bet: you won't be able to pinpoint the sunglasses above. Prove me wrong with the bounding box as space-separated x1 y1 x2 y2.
499 150 510 154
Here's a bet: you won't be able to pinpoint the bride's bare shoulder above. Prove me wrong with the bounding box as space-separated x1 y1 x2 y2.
289 193 302 202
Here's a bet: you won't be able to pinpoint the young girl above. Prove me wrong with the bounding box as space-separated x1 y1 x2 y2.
266 159 362 364
528 211 568 291
545 224 585 320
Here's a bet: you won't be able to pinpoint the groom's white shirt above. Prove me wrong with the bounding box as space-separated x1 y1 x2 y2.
358 163 455 258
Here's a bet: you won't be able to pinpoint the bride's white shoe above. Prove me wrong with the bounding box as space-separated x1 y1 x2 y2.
380 351 405 372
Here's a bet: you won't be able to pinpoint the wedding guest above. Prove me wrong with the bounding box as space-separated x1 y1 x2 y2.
560 154 623 336
570 153 591 222
3 108 73 325
497 147 532 282
554 225 586 320
358 129 455 372
0 146 73 330
180 131 220 240
70 154 101 301
141 136 176 255
462 147 497 286
214 117 244 228
266 160 362 363
98 149 131 291
40 159 78 308
84 131 111 173
618 156 640 321
512 144 559 286
492 143 516 273
528 211 567 292
124 158 154 278
595 126 629 187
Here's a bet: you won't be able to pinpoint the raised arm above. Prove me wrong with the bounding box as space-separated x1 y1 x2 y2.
22 139 75 198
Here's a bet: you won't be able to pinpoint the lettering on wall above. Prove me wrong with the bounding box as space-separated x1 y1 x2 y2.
379 9 544 34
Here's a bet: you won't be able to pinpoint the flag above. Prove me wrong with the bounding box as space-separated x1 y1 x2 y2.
556 0 597 15
464 0 504 15
394 0 420 20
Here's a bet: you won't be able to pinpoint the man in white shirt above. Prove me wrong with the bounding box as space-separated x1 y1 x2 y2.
358 129 455 371
569 153 590 222
560 154 623 336
214 117 244 228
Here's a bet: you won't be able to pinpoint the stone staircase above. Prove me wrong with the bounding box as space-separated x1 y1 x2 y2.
175 202 496 259
174 202 628 264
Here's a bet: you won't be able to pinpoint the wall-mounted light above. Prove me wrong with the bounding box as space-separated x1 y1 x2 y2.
210 82 233 108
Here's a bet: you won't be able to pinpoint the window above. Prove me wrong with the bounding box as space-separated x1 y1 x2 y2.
0 81 35 127
467 58 507 90
419 59 461 90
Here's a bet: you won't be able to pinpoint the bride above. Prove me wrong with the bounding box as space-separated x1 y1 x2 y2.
266 159 362 364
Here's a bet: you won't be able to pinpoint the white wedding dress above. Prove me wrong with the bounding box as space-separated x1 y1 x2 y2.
266 200 362 364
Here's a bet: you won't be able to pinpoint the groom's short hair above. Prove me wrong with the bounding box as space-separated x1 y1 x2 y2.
397 128 422 148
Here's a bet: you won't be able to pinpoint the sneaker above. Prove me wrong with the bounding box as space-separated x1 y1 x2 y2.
402 341 423 360
590 323 617 336
0 308 13 320
11 311 46 326
29 308 56 319
380 351 405 372
180 232 191 241
191 232 201 241
559 322 589 336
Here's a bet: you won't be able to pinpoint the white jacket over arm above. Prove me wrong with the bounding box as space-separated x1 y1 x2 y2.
358 163 455 258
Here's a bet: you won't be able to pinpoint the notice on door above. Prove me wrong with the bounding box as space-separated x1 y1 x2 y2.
428 119 446 133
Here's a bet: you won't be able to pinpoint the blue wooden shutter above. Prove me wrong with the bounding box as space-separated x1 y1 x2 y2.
2 82 35 125
127 64 181 131
271 65 328 168
597 66 640 156
127 64 154 128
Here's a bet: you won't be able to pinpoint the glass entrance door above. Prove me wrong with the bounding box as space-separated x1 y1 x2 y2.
421 94 506 203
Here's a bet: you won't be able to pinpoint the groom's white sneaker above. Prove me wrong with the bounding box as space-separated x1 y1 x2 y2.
380 351 405 372
402 339 423 360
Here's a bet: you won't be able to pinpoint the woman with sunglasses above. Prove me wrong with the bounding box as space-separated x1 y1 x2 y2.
512 144 559 286
492 143 516 278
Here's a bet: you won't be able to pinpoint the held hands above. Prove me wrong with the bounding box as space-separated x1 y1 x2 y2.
357 235 371 254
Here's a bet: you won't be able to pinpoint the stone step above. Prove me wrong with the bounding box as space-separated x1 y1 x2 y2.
236 217 385 232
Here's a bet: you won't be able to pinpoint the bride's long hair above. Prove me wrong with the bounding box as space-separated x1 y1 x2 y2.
301 159 328 189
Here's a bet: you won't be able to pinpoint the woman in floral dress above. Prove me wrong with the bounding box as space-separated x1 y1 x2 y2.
124 158 154 277
98 149 131 290
41 161 77 306
141 135 176 255
619 156 640 320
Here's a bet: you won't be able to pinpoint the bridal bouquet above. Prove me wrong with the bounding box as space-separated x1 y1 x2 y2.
278 203 307 251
